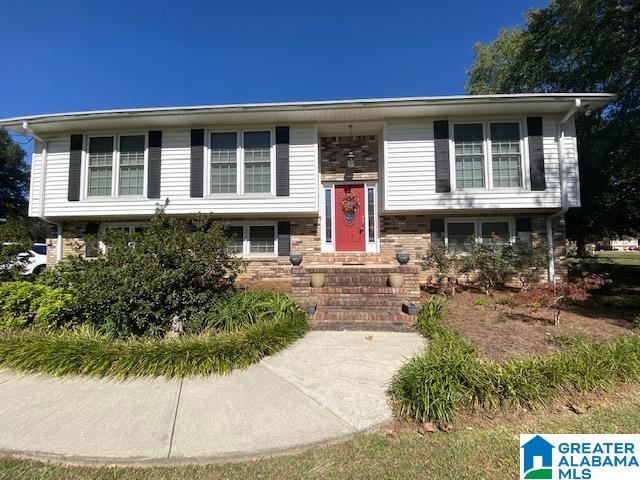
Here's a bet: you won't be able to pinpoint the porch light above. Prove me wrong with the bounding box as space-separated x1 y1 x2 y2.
346 151 356 168
346 124 356 168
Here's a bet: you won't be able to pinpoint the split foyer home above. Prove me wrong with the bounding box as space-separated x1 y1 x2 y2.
1 93 614 329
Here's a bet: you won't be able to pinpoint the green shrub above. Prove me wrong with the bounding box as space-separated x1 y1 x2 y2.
39 207 245 337
632 314 640 331
0 311 308 379
0 281 74 331
389 298 640 423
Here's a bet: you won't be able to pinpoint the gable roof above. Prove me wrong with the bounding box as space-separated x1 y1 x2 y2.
0 93 615 136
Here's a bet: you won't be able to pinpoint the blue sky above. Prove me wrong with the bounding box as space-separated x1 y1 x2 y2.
1 0 546 156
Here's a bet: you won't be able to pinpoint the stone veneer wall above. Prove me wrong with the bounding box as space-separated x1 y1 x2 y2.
320 135 379 181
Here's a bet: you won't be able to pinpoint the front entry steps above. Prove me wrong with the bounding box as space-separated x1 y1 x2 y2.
292 264 420 332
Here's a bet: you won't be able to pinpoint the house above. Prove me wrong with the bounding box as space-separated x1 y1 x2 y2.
600 238 639 251
1 93 614 329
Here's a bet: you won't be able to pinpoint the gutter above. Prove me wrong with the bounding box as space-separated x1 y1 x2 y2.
547 99 582 281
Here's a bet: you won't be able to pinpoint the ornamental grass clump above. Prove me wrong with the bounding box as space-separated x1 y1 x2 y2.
389 297 640 424
0 311 308 379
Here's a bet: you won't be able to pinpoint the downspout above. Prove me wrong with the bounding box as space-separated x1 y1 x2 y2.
56 223 63 262
547 99 581 281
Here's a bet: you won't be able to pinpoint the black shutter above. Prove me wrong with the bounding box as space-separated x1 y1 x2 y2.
84 223 100 258
190 129 204 198
516 216 533 243
434 121 451 193
430 218 445 246
147 131 162 199
516 217 532 233
68 134 83 201
527 117 546 191
277 221 291 256
275 126 290 196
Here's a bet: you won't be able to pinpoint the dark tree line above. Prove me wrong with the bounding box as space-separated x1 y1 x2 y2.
466 0 640 252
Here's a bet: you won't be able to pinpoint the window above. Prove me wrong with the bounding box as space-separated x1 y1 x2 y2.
88 137 114 196
367 187 375 243
32 244 46 255
454 124 484 189
480 221 510 243
325 189 332 243
447 222 475 252
211 132 238 194
445 218 514 252
249 225 275 254
99 223 147 253
243 131 271 193
118 135 145 195
225 225 244 254
490 123 522 187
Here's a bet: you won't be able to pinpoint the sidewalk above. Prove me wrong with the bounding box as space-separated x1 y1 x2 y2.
0 331 424 464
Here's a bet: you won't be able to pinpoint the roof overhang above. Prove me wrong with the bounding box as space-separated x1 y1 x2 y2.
0 93 616 136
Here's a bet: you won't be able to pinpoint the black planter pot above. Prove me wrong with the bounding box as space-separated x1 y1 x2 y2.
290 253 303 266
396 252 410 265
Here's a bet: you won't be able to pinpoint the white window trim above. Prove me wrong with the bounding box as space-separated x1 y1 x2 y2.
98 221 149 253
205 128 276 198
225 221 278 258
449 120 530 192
320 181 379 253
443 217 516 251
83 133 148 200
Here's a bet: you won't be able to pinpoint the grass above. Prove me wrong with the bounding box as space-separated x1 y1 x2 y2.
388 297 640 423
593 251 640 266
568 251 640 311
0 313 308 379
1 386 639 479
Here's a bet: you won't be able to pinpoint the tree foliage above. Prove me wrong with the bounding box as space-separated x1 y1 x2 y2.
39 208 246 337
466 0 640 248
0 128 29 219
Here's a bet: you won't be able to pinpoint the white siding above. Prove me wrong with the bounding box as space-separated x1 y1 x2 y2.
383 117 577 212
28 142 43 217
38 126 318 218
562 118 580 207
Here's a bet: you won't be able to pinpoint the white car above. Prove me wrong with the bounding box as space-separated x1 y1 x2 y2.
16 243 48 275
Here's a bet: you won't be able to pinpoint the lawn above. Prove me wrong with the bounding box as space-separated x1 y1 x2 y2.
569 251 640 311
1 386 639 480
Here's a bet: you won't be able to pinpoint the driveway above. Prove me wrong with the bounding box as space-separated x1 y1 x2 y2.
0 330 424 464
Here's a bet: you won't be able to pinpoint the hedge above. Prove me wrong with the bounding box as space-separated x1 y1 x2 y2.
388 297 640 423
0 312 308 379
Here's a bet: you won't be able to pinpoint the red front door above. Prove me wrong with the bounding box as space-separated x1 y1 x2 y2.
335 184 366 252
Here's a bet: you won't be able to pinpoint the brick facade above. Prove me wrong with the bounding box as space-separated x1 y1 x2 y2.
320 135 379 182
44 213 567 289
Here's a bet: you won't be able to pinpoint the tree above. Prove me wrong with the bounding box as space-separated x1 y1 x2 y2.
466 0 640 252
0 128 29 219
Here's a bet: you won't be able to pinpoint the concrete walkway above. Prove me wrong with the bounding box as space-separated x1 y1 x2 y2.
0 331 424 464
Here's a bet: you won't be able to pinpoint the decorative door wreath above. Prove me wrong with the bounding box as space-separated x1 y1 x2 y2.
341 191 360 225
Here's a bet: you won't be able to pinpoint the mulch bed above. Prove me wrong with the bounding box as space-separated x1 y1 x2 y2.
430 290 636 361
